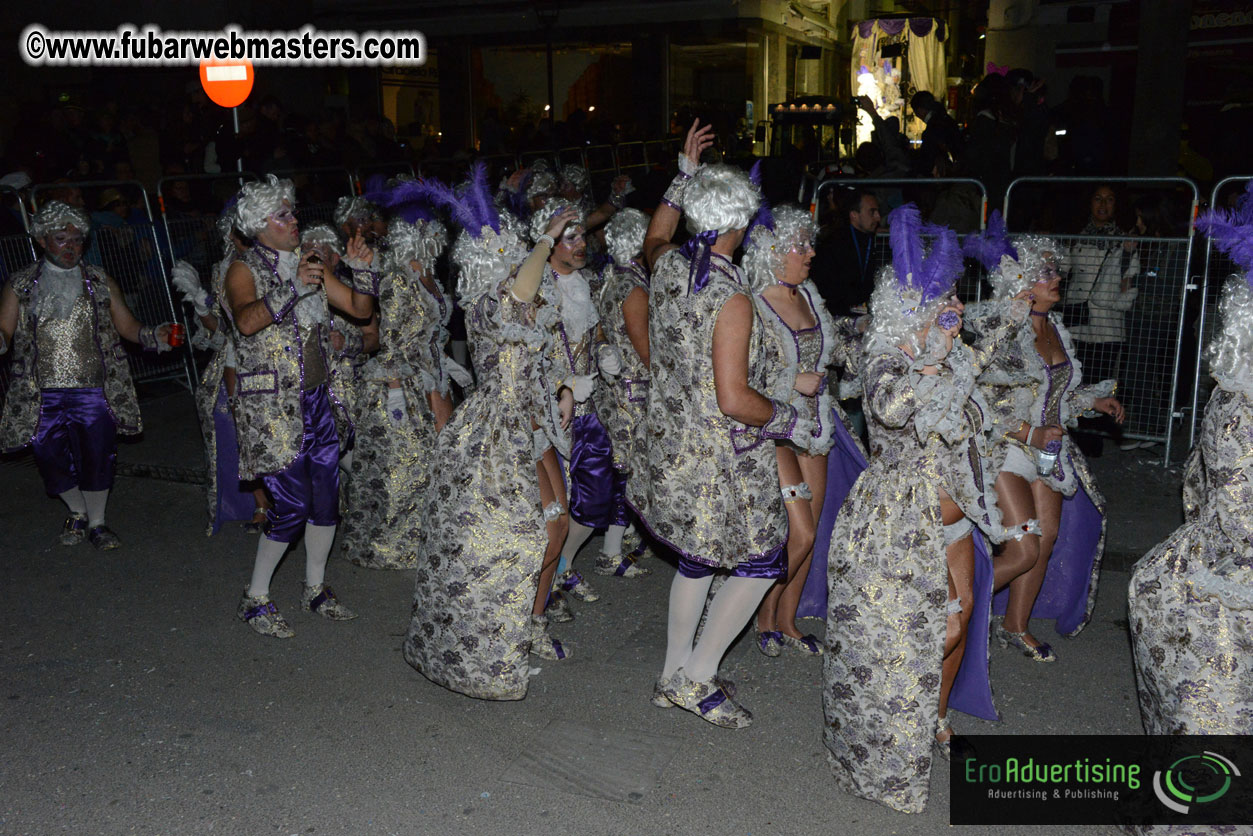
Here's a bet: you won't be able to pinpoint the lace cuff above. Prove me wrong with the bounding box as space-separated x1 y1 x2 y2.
909 363 976 445
262 283 299 323
138 324 160 351
762 400 800 441
1068 378 1117 417
344 259 381 297
661 171 692 211
443 355 473 387
1189 558 1253 611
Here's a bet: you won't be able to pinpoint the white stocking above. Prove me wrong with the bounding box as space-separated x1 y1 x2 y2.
248 538 289 597
304 523 337 587
685 576 774 682
602 524 626 557
557 520 594 575
83 489 109 527
59 488 87 516
662 573 715 678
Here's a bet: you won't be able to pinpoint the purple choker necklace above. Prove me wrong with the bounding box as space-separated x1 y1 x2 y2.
775 279 798 296
1030 309 1048 317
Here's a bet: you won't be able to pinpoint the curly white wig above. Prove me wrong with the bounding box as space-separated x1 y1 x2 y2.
451 211 530 305
300 224 344 256
1207 274 1253 390
32 200 91 239
864 265 955 356
989 235 1064 300
387 216 448 274
604 208 648 266
526 170 558 203
334 195 379 228
560 164 590 195
684 164 760 236
234 175 296 237
528 200 586 244
742 205 817 292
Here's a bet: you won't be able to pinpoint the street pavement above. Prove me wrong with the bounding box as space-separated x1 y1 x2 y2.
0 389 1186 836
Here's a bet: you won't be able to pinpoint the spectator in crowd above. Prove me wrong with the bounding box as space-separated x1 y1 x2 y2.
812 187 880 316
1053 76 1113 176
963 74 1016 210
910 90 963 176
856 96 911 178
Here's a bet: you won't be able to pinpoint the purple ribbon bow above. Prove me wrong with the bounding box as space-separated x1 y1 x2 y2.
679 229 719 294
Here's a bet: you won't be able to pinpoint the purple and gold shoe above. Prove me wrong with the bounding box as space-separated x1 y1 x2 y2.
545 590 574 623
593 552 651 578
994 624 1056 662
301 584 358 621
557 569 600 602
757 630 784 657
651 674 737 708
779 633 823 656
238 590 295 638
60 513 88 546
87 524 121 550
661 669 752 729
529 614 572 661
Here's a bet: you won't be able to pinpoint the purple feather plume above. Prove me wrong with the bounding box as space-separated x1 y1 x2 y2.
463 161 500 233
743 160 774 235
364 180 436 224
961 210 1018 271
1197 179 1253 276
918 222 962 304
888 203 923 293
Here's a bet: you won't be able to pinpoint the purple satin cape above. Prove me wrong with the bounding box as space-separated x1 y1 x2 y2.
798 413 867 619
950 533 998 722
567 413 619 528
211 383 258 534
992 474 1104 636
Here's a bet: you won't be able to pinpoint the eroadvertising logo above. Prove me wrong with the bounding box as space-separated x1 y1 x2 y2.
1152 751 1240 814
949 735 1253 826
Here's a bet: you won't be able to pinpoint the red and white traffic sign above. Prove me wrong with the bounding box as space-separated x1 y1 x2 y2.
199 59 254 108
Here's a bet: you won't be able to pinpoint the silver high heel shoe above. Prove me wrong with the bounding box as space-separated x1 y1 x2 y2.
993 621 1057 662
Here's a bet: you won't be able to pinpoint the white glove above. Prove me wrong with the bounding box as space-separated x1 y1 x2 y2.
567 375 595 403
386 387 406 423
443 355 474 388
597 344 622 378
170 260 210 316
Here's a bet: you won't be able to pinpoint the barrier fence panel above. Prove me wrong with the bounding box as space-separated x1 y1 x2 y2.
0 184 38 409
556 146 586 171
812 177 991 304
614 141 647 177
1004 176 1201 465
584 144 619 196
30 179 197 393
157 172 257 297
1191 175 1251 447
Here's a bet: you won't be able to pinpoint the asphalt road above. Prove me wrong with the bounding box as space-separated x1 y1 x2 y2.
0 391 1184 836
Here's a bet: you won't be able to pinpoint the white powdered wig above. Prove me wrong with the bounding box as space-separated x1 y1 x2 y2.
387 216 448 274
683 164 760 236
743 205 817 292
451 211 530 305
334 195 379 228
526 170 558 203
234 175 296 237
300 224 344 256
604 208 648 266
1207 274 1253 393
864 265 952 356
560 164 590 195
989 235 1063 300
32 200 90 239
529 200 586 244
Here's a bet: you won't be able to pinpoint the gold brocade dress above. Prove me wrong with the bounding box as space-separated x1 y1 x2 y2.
402 276 563 700
339 266 439 569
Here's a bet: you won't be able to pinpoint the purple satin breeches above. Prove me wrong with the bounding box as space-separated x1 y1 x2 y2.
568 413 626 528
32 387 117 495
677 544 786 580
261 385 340 543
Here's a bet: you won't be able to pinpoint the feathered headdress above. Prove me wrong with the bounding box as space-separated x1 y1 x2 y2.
743 159 775 238
364 178 435 224
961 210 1017 272
889 203 962 308
1197 179 1253 284
378 162 500 236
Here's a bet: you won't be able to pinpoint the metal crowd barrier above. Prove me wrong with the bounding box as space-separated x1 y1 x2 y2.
156 172 257 298
28 179 197 394
1191 175 1251 448
1004 176 1200 465
811 177 991 304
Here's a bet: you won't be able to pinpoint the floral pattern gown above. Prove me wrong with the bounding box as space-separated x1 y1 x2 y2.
339 265 440 569
966 305 1113 635
595 259 651 515
1123 385 1253 836
823 306 1022 815
402 276 563 700
641 249 787 568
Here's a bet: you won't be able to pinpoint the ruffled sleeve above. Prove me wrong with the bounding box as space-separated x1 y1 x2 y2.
908 343 979 445
863 351 916 430
965 297 1030 373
